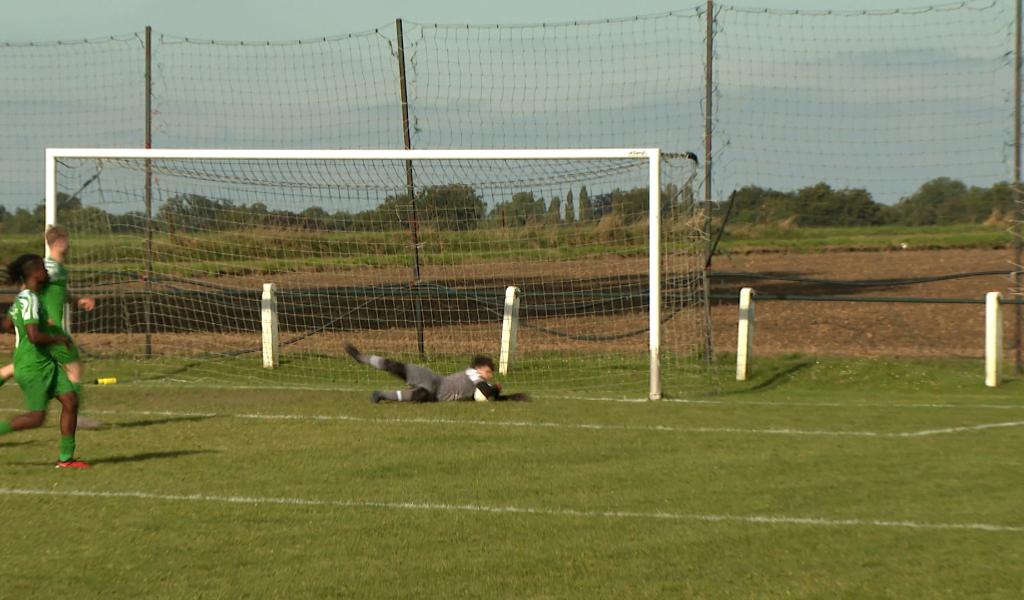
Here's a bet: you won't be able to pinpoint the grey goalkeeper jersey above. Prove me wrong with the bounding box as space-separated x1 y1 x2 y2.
404 364 486 401
437 368 485 401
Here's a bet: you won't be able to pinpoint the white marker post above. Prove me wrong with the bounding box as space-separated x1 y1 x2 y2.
985 291 1002 387
736 287 755 381
499 286 520 375
262 283 280 369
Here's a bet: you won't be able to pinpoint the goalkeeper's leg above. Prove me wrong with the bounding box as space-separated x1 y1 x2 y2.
371 387 435 404
345 344 407 380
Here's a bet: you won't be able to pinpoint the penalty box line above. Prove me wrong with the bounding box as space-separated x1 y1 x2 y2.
2 407 1022 438
0 487 1020 534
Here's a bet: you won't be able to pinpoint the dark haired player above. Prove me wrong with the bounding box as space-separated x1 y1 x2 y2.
345 344 528 403
0 225 102 428
0 254 89 468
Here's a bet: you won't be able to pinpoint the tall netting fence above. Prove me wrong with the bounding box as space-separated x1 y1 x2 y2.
400 12 706 150
1 0 1021 391
713 1 1012 203
150 30 403 148
0 35 144 214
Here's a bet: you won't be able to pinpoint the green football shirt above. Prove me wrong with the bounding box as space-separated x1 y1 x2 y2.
41 257 68 332
8 289 53 374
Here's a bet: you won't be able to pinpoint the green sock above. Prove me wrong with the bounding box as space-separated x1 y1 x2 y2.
59 435 76 462
0 421 13 436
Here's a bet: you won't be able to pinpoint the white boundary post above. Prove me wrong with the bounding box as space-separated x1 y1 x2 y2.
985 291 1002 387
648 150 662 401
262 283 280 369
736 287 755 381
499 286 520 375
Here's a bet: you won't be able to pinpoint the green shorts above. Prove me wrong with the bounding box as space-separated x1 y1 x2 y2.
48 340 80 365
15 362 75 412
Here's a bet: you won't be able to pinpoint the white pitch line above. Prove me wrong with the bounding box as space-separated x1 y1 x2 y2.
0 487 1020 534
0 408 897 437
561 395 1024 410
896 421 1024 437
3 407 1022 438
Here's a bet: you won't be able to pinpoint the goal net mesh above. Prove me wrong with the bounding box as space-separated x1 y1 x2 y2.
54 154 708 397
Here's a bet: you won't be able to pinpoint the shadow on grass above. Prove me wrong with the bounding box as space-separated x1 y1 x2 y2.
728 358 816 395
0 440 39 449
96 449 217 465
8 449 216 467
108 414 219 430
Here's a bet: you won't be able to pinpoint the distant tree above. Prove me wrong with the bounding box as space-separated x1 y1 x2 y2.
964 181 1017 222
661 183 685 218
590 193 613 220
546 196 562 224
158 194 235 232
491 191 546 226
894 177 969 225
611 187 648 223
56 192 82 213
245 202 269 228
579 186 592 222
365 194 412 231
299 206 331 230
728 185 792 224
793 183 883 227
564 190 575 223
419 184 485 231
5 206 44 234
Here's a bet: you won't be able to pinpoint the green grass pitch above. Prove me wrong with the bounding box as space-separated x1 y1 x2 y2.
0 356 1022 598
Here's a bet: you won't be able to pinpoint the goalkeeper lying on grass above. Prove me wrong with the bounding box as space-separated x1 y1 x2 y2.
346 344 528 403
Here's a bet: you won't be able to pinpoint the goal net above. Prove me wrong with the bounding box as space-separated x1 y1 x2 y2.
47 148 708 399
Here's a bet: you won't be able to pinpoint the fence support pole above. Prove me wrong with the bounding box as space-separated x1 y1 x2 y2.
395 19 426 359
986 291 1003 387
1013 0 1022 374
736 287 754 381
701 0 716 364
143 25 154 358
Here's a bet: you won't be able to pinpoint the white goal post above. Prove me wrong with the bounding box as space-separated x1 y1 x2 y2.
45 147 668 400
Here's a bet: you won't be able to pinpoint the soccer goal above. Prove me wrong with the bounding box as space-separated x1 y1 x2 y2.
45 148 708 399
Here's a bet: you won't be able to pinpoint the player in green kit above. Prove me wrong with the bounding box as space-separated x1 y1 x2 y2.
39 226 95 382
0 226 100 426
0 254 89 468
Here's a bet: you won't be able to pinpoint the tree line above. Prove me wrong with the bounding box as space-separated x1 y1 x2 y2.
728 178 1017 227
0 184 692 234
0 177 1017 235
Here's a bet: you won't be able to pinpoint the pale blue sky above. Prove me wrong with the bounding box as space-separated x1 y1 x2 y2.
0 0 1012 210
1 0 966 42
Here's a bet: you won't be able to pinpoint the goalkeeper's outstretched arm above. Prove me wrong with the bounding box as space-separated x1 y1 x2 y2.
475 380 529 402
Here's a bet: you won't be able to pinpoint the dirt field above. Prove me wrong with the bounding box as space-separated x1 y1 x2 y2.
0 248 1018 361
709 247 1018 358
